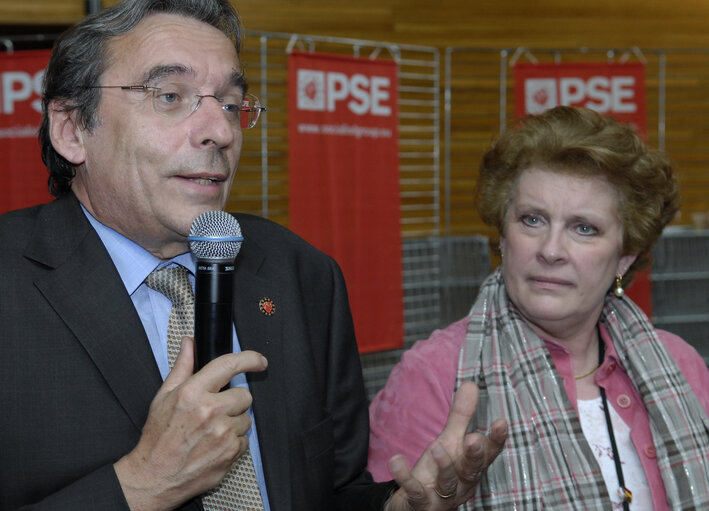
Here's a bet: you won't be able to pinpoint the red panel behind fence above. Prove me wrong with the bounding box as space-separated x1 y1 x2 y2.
1 49 52 214
288 51 403 353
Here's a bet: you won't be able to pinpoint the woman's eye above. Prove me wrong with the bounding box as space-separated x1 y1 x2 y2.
521 215 541 227
576 224 598 235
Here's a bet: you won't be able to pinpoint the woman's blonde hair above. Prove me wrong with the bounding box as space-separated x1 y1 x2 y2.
475 106 679 284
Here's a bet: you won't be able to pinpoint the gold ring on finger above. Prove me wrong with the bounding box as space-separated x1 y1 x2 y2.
434 487 456 499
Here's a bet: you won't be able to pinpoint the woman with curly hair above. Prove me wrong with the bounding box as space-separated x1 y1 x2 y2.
369 106 709 510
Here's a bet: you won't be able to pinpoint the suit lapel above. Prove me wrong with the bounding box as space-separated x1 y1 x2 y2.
232 230 292 510
26 196 162 431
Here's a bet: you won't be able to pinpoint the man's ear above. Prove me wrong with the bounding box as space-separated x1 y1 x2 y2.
48 100 87 165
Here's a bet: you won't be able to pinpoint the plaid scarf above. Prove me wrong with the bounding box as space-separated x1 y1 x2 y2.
456 268 709 510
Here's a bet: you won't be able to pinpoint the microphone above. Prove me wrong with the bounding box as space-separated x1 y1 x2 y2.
188 210 243 372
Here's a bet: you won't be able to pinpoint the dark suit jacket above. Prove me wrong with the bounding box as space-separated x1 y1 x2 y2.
0 194 396 510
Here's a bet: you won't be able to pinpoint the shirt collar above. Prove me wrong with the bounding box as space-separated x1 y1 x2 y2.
543 323 621 367
81 205 196 294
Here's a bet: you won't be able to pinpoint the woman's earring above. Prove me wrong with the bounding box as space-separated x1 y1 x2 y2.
614 274 624 297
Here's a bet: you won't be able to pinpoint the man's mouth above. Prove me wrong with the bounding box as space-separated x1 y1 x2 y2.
191 177 220 185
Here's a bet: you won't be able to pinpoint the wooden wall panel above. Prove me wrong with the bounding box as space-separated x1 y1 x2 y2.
4 0 709 47
236 0 709 49
0 1 84 24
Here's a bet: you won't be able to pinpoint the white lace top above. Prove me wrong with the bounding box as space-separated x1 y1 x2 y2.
578 397 653 509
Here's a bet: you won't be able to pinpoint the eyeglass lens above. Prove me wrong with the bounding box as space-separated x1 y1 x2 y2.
149 82 262 129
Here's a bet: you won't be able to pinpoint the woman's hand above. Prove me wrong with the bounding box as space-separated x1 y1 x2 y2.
385 381 508 511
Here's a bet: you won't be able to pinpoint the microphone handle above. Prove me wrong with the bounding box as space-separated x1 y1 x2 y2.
194 260 235 373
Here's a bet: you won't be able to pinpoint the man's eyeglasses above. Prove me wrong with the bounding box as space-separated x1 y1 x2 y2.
87 83 266 129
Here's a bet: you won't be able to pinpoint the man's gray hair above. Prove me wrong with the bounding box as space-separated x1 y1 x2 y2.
39 0 241 197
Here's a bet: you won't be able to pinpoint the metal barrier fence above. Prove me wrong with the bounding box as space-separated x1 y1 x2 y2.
360 235 491 402
651 228 709 363
235 31 453 400
237 30 441 237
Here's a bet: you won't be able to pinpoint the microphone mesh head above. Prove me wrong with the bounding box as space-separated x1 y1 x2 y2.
188 210 243 261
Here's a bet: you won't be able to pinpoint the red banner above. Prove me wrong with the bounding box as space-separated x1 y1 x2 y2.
515 62 646 135
288 51 403 353
514 61 652 316
0 49 52 214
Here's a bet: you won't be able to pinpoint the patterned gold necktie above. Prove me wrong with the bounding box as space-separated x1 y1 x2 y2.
145 266 265 510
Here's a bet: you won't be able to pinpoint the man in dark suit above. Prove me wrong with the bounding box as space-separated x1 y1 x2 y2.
0 0 507 510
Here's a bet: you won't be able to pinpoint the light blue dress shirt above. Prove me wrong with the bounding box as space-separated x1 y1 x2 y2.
83 207 270 509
